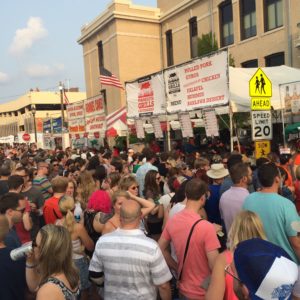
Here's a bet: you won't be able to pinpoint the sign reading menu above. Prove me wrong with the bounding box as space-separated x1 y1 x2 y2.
203 108 219 137
165 51 229 113
151 117 163 139
179 113 193 138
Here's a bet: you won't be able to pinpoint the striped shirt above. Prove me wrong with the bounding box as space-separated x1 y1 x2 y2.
33 176 52 202
89 228 172 300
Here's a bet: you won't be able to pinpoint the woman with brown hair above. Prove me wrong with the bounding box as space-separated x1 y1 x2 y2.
26 224 80 300
143 170 164 240
76 170 96 210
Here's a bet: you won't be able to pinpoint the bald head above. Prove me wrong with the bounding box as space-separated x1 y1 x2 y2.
120 200 141 226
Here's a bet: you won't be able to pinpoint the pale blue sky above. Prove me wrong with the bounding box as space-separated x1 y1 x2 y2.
0 0 156 103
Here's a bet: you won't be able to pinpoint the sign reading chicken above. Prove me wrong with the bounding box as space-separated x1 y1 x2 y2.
164 50 229 113
126 72 166 118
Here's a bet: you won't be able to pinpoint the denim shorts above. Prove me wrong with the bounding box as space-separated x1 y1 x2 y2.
74 257 91 290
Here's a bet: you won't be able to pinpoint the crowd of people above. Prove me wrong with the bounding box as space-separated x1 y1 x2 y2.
1 142 300 300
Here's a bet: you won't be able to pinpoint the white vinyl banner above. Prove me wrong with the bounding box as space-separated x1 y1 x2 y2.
126 72 166 118
165 51 229 113
84 95 106 133
67 101 85 121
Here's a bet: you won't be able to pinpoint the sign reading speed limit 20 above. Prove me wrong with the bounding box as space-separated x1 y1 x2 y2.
251 111 272 140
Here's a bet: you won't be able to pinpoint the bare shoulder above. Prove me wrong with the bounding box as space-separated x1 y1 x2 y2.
37 282 64 300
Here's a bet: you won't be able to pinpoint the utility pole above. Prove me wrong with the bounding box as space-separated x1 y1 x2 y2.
59 82 65 130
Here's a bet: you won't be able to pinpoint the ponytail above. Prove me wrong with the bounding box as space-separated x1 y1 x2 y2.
64 209 75 233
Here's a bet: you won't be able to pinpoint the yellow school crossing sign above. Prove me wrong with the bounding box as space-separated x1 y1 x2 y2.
249 68 272 98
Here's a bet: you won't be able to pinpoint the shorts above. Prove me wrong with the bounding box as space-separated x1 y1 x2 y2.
74 257 91 290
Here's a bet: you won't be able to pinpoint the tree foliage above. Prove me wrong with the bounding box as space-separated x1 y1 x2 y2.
197 32 218 56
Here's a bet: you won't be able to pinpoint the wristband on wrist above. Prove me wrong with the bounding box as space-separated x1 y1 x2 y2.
26 264 37 269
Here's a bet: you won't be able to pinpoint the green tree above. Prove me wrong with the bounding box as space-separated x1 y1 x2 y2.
197 32 218 56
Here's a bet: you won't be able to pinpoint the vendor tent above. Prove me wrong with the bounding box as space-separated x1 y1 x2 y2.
229 66 300 112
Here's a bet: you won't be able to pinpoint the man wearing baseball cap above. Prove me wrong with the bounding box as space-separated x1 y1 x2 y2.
231 238 298 299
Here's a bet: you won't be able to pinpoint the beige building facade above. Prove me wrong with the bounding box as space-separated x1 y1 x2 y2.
78 0 300 116
0 91 86 138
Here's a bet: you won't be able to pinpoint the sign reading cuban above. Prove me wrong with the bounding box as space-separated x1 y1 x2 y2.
84 95 105 133
249 68 272 98
165 50 229 113
67 101 85 120
251 111 272 140
126 72 166 118
255 140 271 159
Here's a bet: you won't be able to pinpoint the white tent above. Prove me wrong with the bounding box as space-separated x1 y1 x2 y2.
229 66 300 112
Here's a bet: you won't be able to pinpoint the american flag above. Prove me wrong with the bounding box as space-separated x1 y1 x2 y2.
100 67 124 89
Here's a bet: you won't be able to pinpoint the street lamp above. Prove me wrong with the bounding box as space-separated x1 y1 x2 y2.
31 104 37 143
59 82 65 129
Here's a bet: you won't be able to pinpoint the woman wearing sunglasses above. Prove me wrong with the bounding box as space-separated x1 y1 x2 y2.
26 224 80 300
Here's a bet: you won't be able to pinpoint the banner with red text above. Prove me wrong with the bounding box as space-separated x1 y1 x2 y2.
67 101 85 121
84 95 105 134
84 95 105 117
85 114 106 133
68 118 86 133
126 72 166 118
164 50 229 113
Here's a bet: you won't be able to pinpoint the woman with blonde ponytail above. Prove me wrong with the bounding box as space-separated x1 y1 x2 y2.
57 195 94 300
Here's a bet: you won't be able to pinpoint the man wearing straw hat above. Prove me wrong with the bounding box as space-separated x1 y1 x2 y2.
205 164 229 226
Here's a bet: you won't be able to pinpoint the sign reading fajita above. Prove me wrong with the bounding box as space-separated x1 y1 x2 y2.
126 72 166 118
251 111 272 140
165 50 229 113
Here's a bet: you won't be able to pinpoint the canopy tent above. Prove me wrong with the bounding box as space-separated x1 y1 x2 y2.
229 66 300 112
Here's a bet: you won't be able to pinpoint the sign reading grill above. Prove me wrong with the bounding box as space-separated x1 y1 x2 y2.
251 111 273 140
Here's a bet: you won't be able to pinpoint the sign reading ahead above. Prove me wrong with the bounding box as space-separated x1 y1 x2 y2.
255 140 271 159
251 111 273 140
249 68 272 98
251 98 271 110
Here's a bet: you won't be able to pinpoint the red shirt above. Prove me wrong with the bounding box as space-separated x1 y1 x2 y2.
43 196 62 224
162 209 220 299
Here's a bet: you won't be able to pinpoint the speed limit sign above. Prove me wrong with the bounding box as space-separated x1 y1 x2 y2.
251 111 272 140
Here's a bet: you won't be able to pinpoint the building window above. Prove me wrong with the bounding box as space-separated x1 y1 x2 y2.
241 59 258 68
264 0 283 31
220 1 234 47
101 89 108 115
240 0 256 40
189 17 198 58
265 52 284 66
166 30 174 66
97 41 104 71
